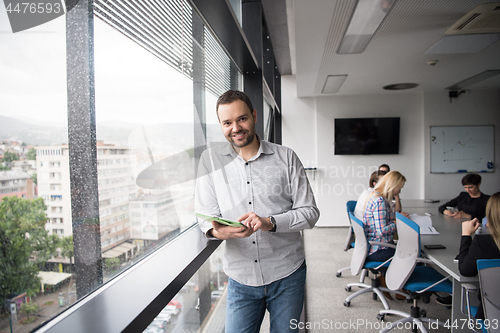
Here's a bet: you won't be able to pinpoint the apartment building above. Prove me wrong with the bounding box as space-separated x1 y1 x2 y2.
36 142 137 252
0 170 35 199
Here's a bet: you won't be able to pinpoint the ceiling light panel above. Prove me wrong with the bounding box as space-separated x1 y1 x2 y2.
322 75 348 94
337 0 396 54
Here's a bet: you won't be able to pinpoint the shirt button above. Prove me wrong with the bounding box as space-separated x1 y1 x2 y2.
245 162 248 165
253 241 256 244
254 260 258 262
247 181 250 184
249 202 251 204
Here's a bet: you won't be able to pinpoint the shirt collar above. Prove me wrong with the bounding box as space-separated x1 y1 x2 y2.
215 134 275 160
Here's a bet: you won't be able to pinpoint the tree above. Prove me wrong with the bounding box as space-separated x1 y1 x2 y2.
0 164 10 171
31 173 37 185
27 148 36 160
20 301 39 322
0 197 57 307
2 151 19 163
59 236 74 272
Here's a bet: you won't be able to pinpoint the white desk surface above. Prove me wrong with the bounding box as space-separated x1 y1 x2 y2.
407 206 477 282
401 199 444 209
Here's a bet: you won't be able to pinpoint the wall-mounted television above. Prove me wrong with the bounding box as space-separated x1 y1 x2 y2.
334 117 400 155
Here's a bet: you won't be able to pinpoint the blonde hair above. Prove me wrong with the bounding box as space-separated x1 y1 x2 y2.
373 171 406 202
486 192 500 250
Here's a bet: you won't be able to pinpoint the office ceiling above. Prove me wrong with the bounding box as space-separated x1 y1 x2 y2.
262 0 500 97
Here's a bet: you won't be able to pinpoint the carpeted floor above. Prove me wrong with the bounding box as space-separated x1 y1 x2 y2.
303 227 453 333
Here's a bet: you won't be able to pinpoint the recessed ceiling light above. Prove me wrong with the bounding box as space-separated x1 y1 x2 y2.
446 70 500 90
322 75 348 94
383 83 419 90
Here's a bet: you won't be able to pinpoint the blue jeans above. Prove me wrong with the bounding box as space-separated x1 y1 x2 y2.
225 261 306 333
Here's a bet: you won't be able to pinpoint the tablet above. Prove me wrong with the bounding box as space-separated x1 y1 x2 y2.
195 212 246 228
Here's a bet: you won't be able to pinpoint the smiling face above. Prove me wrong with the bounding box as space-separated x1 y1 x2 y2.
464 184 480 197
217 99 257 148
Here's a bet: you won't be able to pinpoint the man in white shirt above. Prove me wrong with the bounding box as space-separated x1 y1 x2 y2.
195 90 319 333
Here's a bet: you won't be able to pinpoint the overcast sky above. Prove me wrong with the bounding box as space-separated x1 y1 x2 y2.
0 1 217 127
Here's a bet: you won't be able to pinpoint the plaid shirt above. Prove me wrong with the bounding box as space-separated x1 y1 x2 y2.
363 195 396 256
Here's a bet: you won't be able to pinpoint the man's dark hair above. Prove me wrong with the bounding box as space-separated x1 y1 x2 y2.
462 173 482 186
379 164 390 172
216 90 254 116
369 170 387 187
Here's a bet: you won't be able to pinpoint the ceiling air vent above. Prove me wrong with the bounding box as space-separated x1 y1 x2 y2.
446 3 500 35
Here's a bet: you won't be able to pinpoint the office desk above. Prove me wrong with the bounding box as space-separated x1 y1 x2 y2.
408 207 478 333
402 199 444 209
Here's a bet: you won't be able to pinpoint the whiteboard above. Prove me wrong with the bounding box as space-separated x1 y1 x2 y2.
430 126 494 173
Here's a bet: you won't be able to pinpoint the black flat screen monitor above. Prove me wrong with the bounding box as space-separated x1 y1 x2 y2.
334 117 400 155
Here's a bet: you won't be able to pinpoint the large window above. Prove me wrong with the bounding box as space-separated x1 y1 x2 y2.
1 0 241 331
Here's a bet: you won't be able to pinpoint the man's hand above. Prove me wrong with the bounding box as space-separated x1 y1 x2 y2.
462 218 480 236
209 220 253 240
400 211 410 218
239 212 274 232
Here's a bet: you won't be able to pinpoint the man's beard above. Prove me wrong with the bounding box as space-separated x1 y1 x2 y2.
229 130 255 148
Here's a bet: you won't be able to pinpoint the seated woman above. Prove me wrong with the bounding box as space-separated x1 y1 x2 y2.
438 173 490 221
457 192 500 319
354 170 386 220
363 171 406 262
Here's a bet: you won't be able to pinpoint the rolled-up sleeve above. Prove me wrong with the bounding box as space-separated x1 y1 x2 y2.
273 151 319 232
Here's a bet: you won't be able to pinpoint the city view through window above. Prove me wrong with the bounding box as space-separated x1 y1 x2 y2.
1 1 241 331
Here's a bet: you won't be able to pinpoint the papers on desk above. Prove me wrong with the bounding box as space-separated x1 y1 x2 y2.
409 214 439 235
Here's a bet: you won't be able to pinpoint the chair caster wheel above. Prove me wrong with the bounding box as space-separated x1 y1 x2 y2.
336 272 342 278
377 314 385 321
420 309 427 317
344 301 350 307
345 286 352 292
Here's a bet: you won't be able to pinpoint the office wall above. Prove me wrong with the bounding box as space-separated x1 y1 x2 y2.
282 75 424 226
282 76 500 227
423 90 500 199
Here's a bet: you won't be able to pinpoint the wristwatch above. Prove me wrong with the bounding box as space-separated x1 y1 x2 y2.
269 216 277 232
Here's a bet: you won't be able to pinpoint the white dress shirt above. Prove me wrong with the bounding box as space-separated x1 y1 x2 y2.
195 139 319 286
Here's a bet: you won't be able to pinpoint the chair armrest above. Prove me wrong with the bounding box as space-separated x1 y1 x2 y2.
461 283 477 293
416 258 433 265
368 241 396 249
416 275 451 294
461 283 478 319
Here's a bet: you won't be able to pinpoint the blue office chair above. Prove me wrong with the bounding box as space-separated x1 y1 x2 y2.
377 213 453 333
344 200 357 251
336 200 357 278
344 212 409 310
477 259 500 333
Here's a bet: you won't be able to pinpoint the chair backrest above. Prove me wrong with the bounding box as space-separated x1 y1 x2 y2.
477 259 500 332
346 200 357 215
349 212 368 276
344 200 357 251
385 212 420 291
